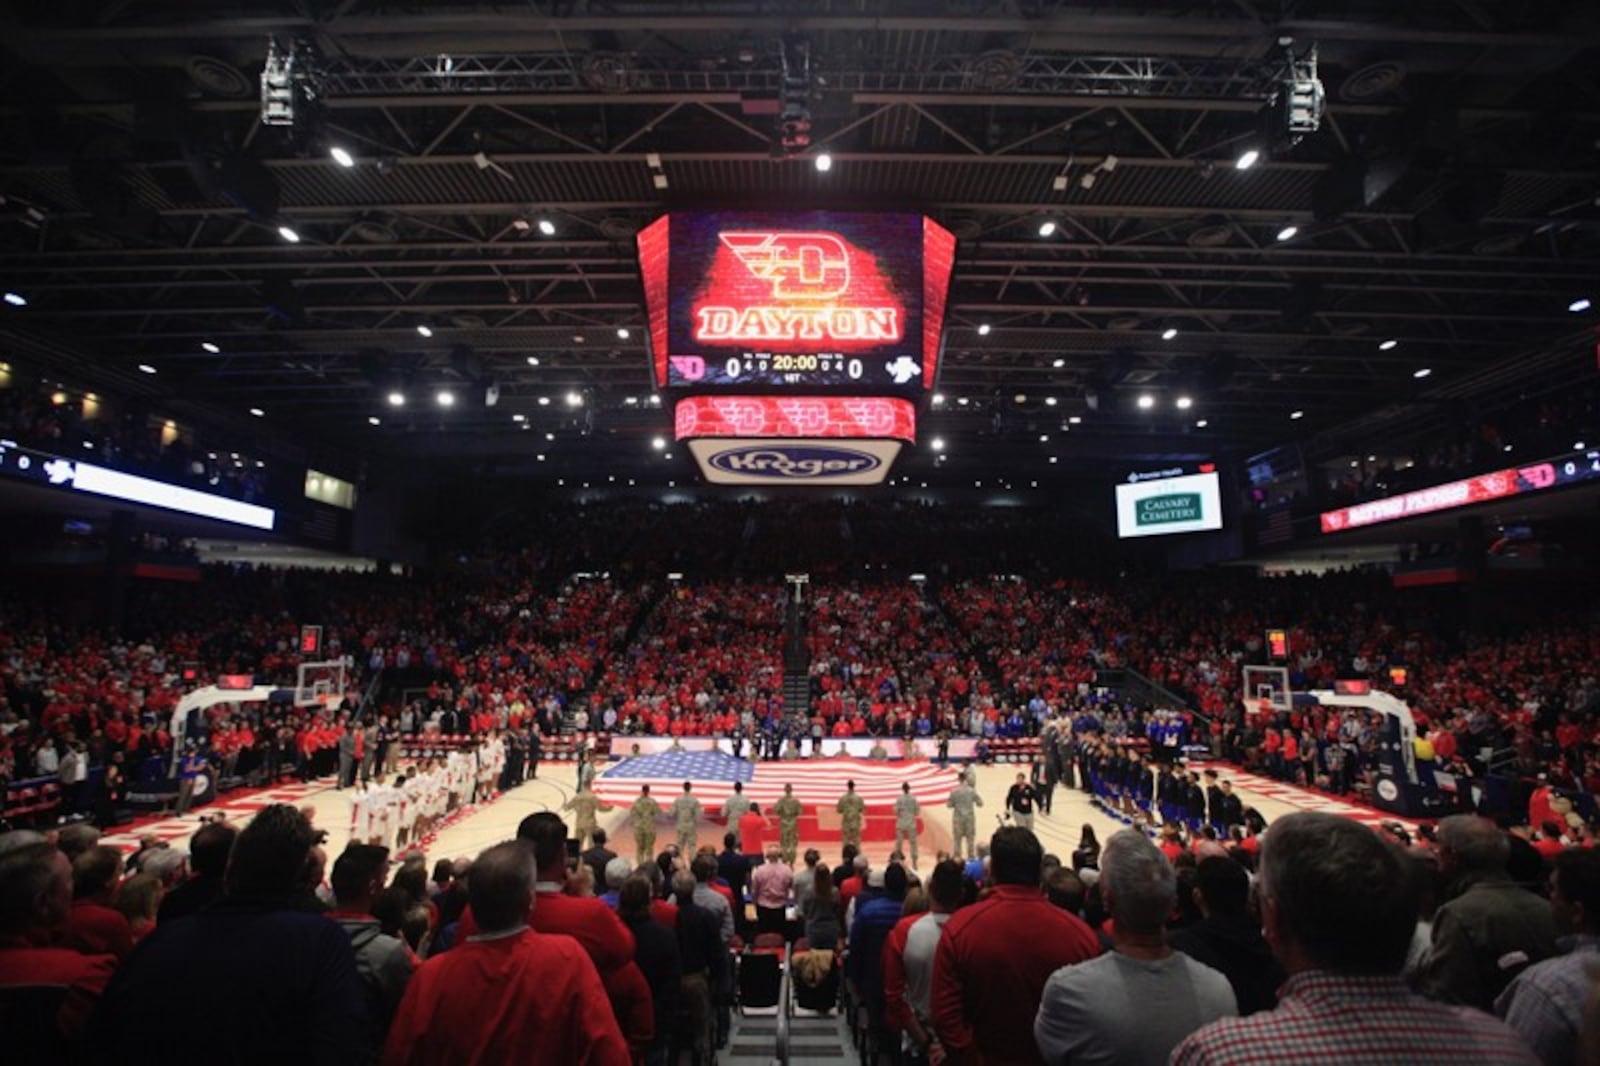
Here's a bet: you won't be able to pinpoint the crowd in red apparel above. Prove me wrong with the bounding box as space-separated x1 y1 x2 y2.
938 578 1100 705
806 582 989 738
590 582 787 735
0 559 652 800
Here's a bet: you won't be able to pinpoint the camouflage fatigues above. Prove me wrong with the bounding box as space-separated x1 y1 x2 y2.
631 794 662 864
773 794 803 865
672 793 704 855
947 781 983 859
836 791 866 850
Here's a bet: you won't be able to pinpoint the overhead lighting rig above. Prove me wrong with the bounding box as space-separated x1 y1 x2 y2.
260 36 323 128
777 33 814 156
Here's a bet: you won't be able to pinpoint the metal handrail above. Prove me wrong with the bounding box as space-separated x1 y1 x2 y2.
774 941 792 1066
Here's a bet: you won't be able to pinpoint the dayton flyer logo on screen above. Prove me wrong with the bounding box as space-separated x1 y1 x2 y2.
694 231 902 345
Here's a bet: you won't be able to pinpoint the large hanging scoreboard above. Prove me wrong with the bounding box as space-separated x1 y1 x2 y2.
638 210 954 484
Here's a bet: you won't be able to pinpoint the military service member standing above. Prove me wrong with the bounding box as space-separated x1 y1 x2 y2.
773 783 804 866
673 780 705 855
947 771 983 859
837 780 866 851
721 781 752 848
894 782 922 868
562 784 615 852
630 784 662 865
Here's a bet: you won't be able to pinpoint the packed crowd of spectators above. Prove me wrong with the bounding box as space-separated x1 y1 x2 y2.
807 582 994 741
590 582 787 736
9 792 1596 1065
0 376 273 503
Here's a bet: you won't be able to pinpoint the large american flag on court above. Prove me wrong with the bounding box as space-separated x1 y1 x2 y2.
594 751 960 807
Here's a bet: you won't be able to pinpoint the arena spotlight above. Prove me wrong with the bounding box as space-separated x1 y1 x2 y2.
977 323 991 336
1276 225 1298 241
1235 148 1261 171
1196 419 1209 428
1378 338 1398 351
277 224 301 243
617 327 631 340
814 153 833 172
1290 409 1304 419
249 407 265 417
1161 327 1179 341
930 437 945 452
201 341 221 354
1176 395 1194 410
1038 220 1057 237
137 363 157 374
416 324 433 338
387 391 405 407
932 393 946 406
3 291 27 307
1571 297 1593 313
537 218 556 236
1136 394 1155 410
329 146 355 168
436 390 455 407
566 391 583 407
1413 367 1432 379
652 437 667 451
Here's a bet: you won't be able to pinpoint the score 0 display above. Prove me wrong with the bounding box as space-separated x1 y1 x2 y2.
637 210 954 394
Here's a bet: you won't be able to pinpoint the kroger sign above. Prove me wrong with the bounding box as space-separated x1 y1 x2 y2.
688 439 901 486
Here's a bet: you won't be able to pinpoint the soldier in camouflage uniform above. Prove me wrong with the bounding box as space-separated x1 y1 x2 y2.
893 781 922 868
672 780 705 855
562 784 614 851
721 780 752 848
773 783 804 866
630 783 662 865
836 779 866 851
947 770 983 859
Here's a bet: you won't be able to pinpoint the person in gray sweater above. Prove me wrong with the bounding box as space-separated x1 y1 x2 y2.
1034 830 1236 1064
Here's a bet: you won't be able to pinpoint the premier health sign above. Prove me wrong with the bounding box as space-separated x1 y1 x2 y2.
1115 471 1224 538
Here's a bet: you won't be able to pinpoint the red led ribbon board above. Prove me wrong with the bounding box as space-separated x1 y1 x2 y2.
637 211 952 394
674 395 916 443
1319 449 1600 533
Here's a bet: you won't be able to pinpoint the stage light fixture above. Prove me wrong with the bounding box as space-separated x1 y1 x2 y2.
815 153 832 172
138 364 157 375
1196 419 1208 427
617 327 630 339
387 391 405 407
249 407 264 417
1571 297 1593 313
1378 339 1398 351
1413 367 1432 379
368 416 380 426
1236 148 1261 170
527 356 540 366
330 146 355 168
1161 327 1179 341
652 437 667 451
930 437 945 452
277 225 300 243
1038 220 1057 237
566 391 583 407
416 324 433 338
436 390 455 407
1276 225 1298 241
3 292 26 307
1176 395 1194 409
537 218 555 236
201 341 220 354
977 323 991 336
1290 409 1304 419
1137 394 1155 409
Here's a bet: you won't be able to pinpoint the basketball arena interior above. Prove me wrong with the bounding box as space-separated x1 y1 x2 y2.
1 4 1598 1065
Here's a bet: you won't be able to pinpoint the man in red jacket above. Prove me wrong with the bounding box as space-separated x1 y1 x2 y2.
58 845 134 960
930 826 1101 1065
383 841 628 1066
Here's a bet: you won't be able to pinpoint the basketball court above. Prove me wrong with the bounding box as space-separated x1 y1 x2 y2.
100 753 1412 873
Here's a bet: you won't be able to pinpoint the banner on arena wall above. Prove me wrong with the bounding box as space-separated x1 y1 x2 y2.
1319 447 1600 534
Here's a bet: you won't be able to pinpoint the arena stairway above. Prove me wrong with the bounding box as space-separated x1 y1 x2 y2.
724 1010 852 1066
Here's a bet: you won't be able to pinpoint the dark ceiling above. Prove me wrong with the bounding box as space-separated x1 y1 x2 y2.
0 0 1597 484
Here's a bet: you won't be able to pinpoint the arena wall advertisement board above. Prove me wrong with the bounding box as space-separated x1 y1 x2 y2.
687 438 903 486
637 210 954 393
1114 471 1224 538
1319 447 1600 533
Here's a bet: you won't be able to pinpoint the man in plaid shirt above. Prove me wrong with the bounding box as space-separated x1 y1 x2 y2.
1496 848 1600 1065
1171 812 1537 1065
